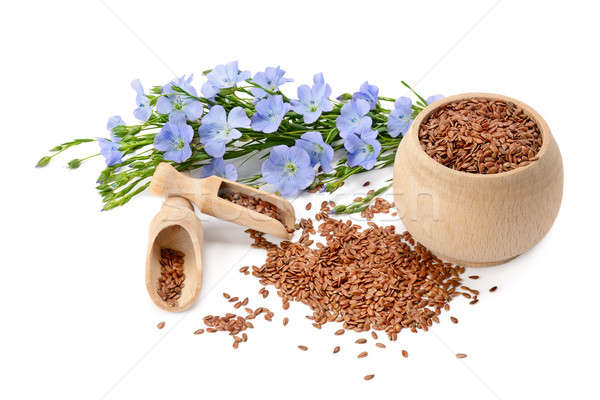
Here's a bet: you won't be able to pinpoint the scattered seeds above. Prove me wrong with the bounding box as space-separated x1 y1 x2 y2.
468 275 480 280
355 338 367 344
333 346 340 354
376 342 386 349
371 331 378 340
156 321 165 329
305 202 312 210
364 374 375 381
450 316 458 324
334 329 345 336
490 286 498 292
357 351 368 359
193 329 204 335
402 350 408 358
456 353 468 359
363 181 371 187
283 317 289 326
298 345 308 351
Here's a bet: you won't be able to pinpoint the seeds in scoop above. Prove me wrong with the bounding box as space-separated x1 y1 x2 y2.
376 343 386 349
219 191 284 223
193 329 204 335
334 329 345 336
157 248 185 307
364 374 375 381
357 351 368 359
456 353 467 359
283 317 289 326
298 345 308 351
355 338 367 344
490 286 498 292
402 350 408 358
156 321 165 329
333 346 340 354
450 316 458 324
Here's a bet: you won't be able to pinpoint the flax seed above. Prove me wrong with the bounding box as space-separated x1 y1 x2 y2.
156 321 165 329
357 351 368 359
364 374 375 381
333 346 340 354
298 345 308 351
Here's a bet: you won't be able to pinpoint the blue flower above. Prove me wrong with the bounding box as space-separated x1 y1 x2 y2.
97 138 123 166
343 126 381 170
426 94 444 105
198 105 250 157
131 79 152 122
295 131 334 173
201 61 251 98
352 81 379 110
156 75 203 123
200 158 238 181
106 115 125 142
249 66 293 99
336 98 372 138
251 95 291 133
261 145 315 197
153 121 194 162
290 73 333 124
387 97 413 137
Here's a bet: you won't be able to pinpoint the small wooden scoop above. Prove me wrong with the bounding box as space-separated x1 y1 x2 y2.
145 196 203 312
149 163 295 239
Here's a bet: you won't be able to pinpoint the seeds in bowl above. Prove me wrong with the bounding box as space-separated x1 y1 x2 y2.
157 248 185 307
419 97 542 174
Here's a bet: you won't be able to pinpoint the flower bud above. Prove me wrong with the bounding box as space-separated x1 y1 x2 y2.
337 93 353 101
68 159 81 169
128 126 142 135
111 125 128 137
36 156 51 168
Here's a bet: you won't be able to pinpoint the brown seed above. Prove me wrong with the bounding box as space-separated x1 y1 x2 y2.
298 345 308 351
371 331 378 340
355 338 367 344
468 275 480 279
419 98 542 174
305 202 312 210
364 374 375 381
402 350 408 358
156 321 165 329
376 342 386 348
283 317 289 326
489 286 498 292
357 351 368 359
223 292 231 299
363 181 371 187
333 346 340 354
456 353 467 359
450 316 458 324
193 329 204 335
334 329 345 336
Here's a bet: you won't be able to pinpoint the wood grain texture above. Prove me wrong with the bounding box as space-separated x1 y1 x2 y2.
148 163 295 239
393 93 563 267
145 197 203 312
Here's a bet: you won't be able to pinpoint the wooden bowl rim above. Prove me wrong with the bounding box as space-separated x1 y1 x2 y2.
407 92 552 180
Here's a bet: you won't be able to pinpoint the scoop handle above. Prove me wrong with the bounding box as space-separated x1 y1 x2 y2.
148 163 218 208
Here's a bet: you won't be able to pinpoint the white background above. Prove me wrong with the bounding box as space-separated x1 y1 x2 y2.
1 1 599 399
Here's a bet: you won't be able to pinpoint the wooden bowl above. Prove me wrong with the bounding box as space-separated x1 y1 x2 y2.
393 93 563 267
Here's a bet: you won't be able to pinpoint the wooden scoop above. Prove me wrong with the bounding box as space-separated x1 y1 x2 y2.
148 163 295 239
145 196 203 312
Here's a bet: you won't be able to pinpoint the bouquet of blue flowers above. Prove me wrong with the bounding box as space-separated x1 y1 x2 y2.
37 61 441 212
